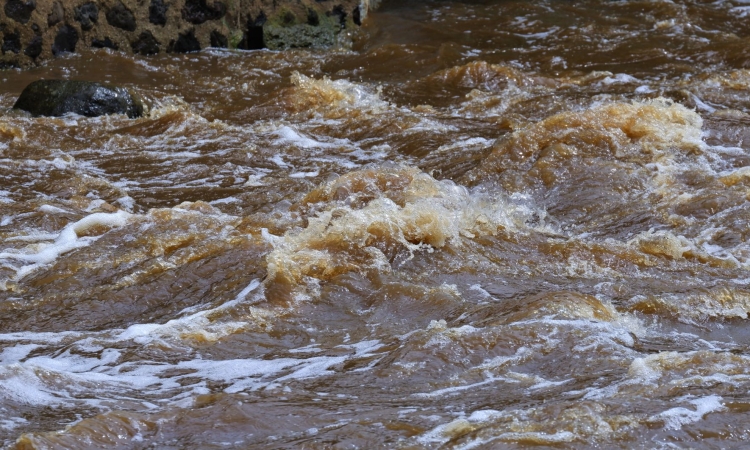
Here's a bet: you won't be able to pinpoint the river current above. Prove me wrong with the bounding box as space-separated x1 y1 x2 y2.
2 0 750 448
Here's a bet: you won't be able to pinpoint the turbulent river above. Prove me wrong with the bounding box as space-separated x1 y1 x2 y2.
2 0 750 447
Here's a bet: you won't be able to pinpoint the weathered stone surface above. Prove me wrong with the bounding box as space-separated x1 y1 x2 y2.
131 30 159 55
182 0 226 25
169 29 200 53
74 2 99 31
91 37 117 50
330 5 347 29
264 23 335 50
52 24 78 55
47 1 63 27
149 0 168 26
1 0 378 69
5 0 36 24
13 79 144 118
106 1 136 32
209 29 226 48
262 8 344 50
24 34 42 57
2 30 21 54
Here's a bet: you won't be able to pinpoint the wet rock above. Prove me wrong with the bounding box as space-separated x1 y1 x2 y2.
24 34 41 57
92 36 118 50
131 30 159 55
2 30 20 54
5 0 36 24
169 29 200 53
210 29 227 48
47 1 63 27
52 24 78 55
353 6 361 26
149 0 167 26
182 0 226 25
74 2 99 31
106 1 136 32
13 79 144 118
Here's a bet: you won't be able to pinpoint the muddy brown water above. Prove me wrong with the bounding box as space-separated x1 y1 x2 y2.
2 0 750 448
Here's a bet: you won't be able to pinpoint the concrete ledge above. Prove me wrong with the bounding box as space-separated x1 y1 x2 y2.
0 0 374 68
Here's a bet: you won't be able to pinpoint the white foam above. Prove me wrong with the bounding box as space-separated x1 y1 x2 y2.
729 6 750 17
119 278 262 344
600 73 639 85
270 155 289 168
413 375 507 399
691 94 716 113
0 316 384 417
274 126 339 149
635 85 655 94
38 204 70 214
0 365 70 406
650 395 726 430
116 196 136 212
0 210 131 281
289 171 319 178
209 196 241 205
514 27 560 40
0 189 14 204
0 416 28 431
0 344 39 364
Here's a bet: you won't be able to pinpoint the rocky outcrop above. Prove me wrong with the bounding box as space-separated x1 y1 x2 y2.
0 0 374 69
13 79 144 117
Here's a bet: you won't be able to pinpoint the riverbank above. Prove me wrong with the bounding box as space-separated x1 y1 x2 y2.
1 0 375 69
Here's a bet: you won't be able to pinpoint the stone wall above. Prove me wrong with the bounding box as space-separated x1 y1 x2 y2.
0 0 374 69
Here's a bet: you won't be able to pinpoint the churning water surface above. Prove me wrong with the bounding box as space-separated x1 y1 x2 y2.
2 0 750 448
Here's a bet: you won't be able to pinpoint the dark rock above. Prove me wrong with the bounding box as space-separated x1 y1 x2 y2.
149 0 167 26
47 1 63 27
30 22 39 33
5 0 36 24
307 9 319 26
330 5 346 29
2 30 20 54
131 30 159 55
238 12 265 50
352 6 361 26
13 79 144 118
74 2 98 31
52 24 78 55
24 34 42 57
241 26 264 50
209 30 226 48
91 37 118 50
182 0 225 25
253 11 267 27
0 60 19 69
106 1 136 32
169 29 200 53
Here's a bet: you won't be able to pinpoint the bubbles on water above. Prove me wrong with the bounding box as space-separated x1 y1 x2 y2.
262 165 550 300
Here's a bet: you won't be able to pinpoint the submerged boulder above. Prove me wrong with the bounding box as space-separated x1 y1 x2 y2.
13 79 144 118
